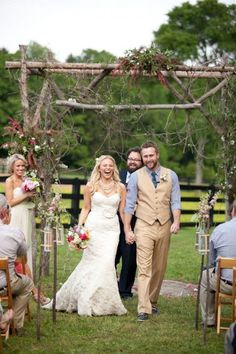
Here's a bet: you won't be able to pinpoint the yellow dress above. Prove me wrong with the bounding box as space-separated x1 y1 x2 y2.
10 187 35 273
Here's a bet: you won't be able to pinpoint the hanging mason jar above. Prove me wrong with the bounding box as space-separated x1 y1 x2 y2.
43 225 53 252
195 228 200 250
197 223 210 255
56 224 64 245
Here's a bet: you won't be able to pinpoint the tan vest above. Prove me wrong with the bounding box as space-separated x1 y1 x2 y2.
135 166 172 225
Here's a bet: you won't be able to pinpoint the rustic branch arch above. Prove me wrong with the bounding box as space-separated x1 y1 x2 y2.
5 45 236 139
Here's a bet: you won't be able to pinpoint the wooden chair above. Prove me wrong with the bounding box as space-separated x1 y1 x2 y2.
215 257 236 334
233 267 236 324
0 257 15 336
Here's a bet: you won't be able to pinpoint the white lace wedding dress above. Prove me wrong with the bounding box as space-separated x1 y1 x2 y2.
43 192 127 316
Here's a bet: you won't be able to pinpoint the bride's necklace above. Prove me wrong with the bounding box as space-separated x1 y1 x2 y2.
99 180 115 195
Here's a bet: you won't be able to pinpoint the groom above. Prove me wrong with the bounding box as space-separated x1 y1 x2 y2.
115 147 143 299
124 141 181 321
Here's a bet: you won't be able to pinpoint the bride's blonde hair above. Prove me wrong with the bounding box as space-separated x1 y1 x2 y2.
89 155 120 195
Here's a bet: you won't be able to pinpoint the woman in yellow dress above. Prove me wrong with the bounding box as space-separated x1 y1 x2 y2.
5 153 50 305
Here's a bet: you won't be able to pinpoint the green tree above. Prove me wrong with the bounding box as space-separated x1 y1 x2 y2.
27 41 56 61
66 48 116 63
154 0 236 62
0 48 21 158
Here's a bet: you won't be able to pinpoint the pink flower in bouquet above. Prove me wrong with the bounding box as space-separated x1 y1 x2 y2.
67 235 74 243
21 179 40 192
66 225 90 250
80 232 88 240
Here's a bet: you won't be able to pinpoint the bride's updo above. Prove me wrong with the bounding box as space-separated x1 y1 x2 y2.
7 153 27 174
89 155 120 195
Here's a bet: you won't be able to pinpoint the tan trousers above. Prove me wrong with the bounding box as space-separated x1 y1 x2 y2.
200 268 232 325
135 219 171 314
11 273 34 329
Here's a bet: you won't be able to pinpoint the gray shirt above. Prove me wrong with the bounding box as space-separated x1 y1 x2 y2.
125 165 181 215
209 217 236 281
0 222 28 288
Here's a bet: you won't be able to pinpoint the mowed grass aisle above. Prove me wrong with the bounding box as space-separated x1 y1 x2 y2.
4 228 225 353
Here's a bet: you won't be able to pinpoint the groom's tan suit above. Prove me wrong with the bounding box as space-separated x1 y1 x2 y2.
134 167 173 314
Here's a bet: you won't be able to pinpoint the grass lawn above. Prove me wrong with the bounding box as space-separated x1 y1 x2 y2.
3 227 226 353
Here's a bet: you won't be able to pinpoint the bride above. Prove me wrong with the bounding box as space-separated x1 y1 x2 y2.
43 155 127 316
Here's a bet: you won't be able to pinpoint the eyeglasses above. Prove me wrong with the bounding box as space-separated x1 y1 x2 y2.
127 158 141 162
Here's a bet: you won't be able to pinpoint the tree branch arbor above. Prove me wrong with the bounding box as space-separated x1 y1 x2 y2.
5 44 236 203
5 56 235 133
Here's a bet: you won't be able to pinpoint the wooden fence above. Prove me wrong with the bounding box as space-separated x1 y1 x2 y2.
0 176 225 227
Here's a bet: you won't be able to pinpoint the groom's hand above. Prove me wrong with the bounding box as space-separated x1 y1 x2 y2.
125 230 135 244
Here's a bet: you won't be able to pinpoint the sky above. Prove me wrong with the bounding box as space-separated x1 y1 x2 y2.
1 0 235 62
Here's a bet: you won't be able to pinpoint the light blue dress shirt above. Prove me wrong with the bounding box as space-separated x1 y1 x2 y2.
209 217 236 281
125 166 181 215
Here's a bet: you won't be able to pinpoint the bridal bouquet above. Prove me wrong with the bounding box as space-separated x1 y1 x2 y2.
21 178 40 192
67 225 90 250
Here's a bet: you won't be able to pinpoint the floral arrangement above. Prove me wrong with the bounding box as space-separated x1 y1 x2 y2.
192 190 221 225
21 178 40 192
67 225 90 250
2 117 54 168
192 190 221 255
117 44 181 84
37 193 67 227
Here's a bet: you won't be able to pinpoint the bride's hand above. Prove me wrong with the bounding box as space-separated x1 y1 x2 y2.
68 241 81 252
129 230 136 244
26 191 35 199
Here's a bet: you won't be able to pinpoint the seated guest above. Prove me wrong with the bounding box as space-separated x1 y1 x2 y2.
224 322 236 354
0 194 34 336
200 200 236 326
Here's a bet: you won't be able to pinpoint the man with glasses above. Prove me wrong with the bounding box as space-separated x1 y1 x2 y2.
0 194 33 336
115 147 143 299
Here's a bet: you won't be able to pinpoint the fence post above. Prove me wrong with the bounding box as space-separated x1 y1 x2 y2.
208 184 217 226
71 178 80 223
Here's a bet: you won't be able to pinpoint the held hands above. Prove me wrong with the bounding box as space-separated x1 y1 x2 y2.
125 230 136 245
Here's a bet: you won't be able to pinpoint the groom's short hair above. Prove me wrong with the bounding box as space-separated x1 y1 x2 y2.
141 141 159 154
